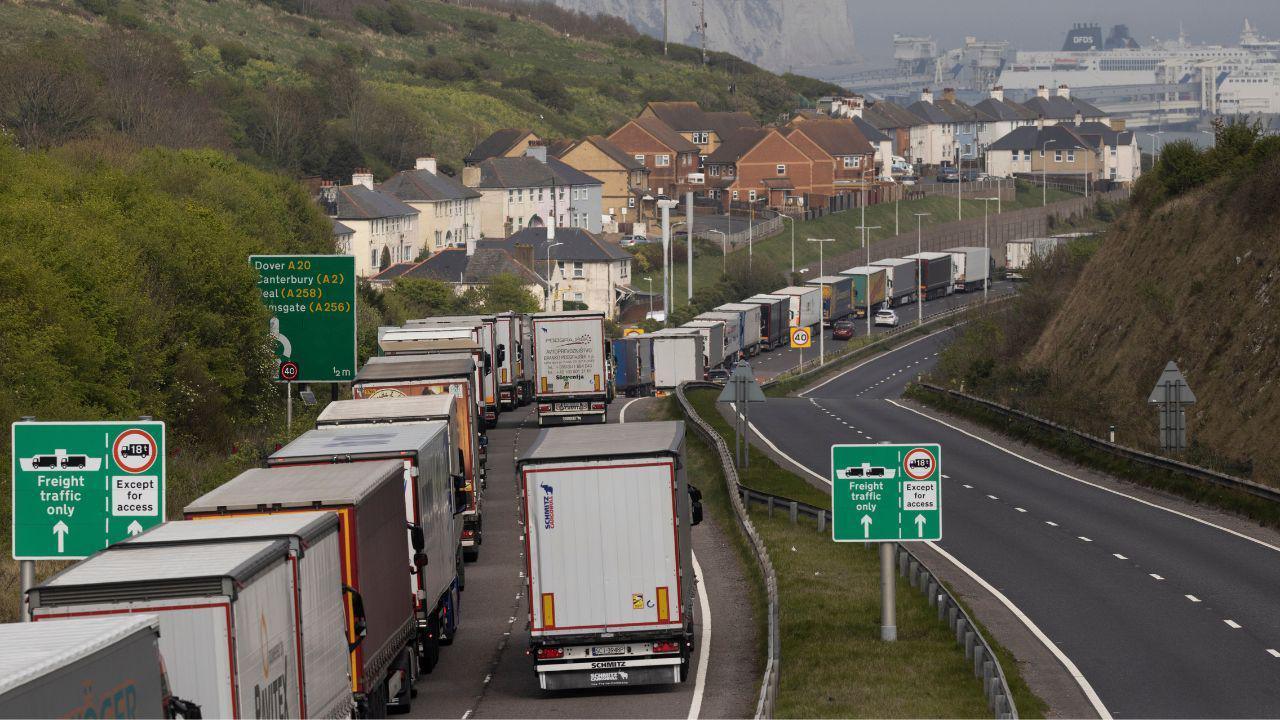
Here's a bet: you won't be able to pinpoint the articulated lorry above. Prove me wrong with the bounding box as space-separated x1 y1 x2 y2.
610 335 655 397
839 266 888 317
405 317 504 428
806 275 854 325
942 246 991 292
1005 238 1065 280
704 308 760 357
679 320 725 369
690 316 740 360
517 421 702 690
319 395 484 562
649 330 704 390
185 461 417 717
772 286 822 329
379 328 493 428
904 252 954 300
268 425 464 660
871 258 919 307
714 303 764 354
532 311 609 426
0 615 198 719
741 295 789 350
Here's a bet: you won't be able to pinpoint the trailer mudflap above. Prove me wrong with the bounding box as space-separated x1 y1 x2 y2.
537 659 683 690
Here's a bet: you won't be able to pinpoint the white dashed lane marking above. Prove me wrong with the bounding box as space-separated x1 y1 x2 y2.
1046 521 1059 527
1113 553 1128 560
1014 507 1027 513
1078 536 1093 542
1267 649 1280 658
1150 574 1165 580
1187 595 1201 603
1225 619 1242 629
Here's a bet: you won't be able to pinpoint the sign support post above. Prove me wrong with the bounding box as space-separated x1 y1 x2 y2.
286 381 293 434
19 560 33 622
880 542 897 641
717 362 765 470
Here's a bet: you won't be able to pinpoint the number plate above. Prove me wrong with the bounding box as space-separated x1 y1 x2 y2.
555 402 587 412
590 645 626 657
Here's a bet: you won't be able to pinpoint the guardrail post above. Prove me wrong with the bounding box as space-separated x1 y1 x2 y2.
788 501 798 524
817 510 826 533
955 617 967 644
926 580 938 607
898 549 908 577
908 561 919 588
766 496 774 517
970 639 982 665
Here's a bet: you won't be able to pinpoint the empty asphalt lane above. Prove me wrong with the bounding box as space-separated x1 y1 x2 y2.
745 331 1280 717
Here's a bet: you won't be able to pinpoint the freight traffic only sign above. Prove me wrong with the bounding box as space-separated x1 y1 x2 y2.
11 421 166 559
252 255 357 383
831 443 941 542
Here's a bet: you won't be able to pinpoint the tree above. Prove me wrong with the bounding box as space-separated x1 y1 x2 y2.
389 277 465 318
0 40 98 149
479 274 541 313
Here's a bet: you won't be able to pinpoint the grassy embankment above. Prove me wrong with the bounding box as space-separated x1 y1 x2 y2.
681 388 1047 718
637 183 1077 308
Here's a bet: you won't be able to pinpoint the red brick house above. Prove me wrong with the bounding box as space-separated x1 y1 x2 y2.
785 119 876 190
606 117 699 199
703 128 814 212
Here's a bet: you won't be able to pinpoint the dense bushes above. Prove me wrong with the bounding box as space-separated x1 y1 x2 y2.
1133 118 1280 211
0 140 333 449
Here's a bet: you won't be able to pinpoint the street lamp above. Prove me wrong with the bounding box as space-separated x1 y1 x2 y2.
657 198 679 325
912 213 929 326
544 241 563 312
808 238 835 366
977 199 998 304
778 214 796 276
1143 131 1165 168
645 277 654 320
707 229 727 274
856 224 881 337
1041 139 1058 206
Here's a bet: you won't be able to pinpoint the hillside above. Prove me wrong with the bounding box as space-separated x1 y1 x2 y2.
0 0 839 180
934 123 1280 483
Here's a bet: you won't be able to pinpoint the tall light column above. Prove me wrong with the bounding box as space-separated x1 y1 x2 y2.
809 238 835 365
977 198 999 304
913 213 930 326
856 224 881 337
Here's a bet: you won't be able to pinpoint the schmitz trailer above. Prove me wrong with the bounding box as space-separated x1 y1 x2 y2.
839 266 887 317
714 303 763 355
871 258 918 307
268 425 463 661
517 421 702 690
679 320 725 369
185 461 416 717
942 246 990 292
772 286 821 329
318 395 484 562
0 615 197 719
806 275 854 325
118 513 353 719
532 311 609 427
31 538 314 718
649 330 704 389
904 252 954 300
741 295 788 350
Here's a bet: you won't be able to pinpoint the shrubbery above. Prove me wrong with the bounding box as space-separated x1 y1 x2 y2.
1133 117 1280 210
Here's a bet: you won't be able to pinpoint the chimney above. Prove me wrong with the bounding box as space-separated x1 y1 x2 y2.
942 87 956 103
990 85 1004 102
1110 118 1127 131
513 242 535 272
415 157 438 174
920 88 933 104
319 181 338 216
524 143 548 163
1074 110 1084 125
351 169 374 190
462 166 481 188
1057 84 1071 99
1036 85 1050 99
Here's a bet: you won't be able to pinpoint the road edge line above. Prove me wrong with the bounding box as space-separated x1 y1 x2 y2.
799 323 963 397
886 399 1280 555
686 552 712 720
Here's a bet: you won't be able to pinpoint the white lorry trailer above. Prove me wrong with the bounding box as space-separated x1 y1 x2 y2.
30 537 330 719
689 316 740 360
517 421 702 690
942 246 991 292
0 615 197 719
405 316 504 427
714 303 764 355
679 320 725 369
531 311 609 427
771 286 822 329
649 329 705 389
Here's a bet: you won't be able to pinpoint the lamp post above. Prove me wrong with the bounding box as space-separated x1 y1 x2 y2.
707 229 727 274
977 198 998 304
1143 131 1165 169
957 152 963 220
856 224 881 337
658 198 679 325
544 241 563 312
645 277 654 320
1041 139 1058 206
809 238 835 365
912 213 929 326
779 214 795 277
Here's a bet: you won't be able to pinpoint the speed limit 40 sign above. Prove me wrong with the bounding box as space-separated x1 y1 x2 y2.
790 326 812 349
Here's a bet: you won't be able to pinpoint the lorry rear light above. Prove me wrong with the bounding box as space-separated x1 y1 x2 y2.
652 641 680 654
462 529 476 538
536 647 564 660
591 402 605 410
538 404 551 412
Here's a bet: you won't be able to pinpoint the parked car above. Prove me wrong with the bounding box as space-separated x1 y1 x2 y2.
899 175 919 186
620 234 649 246
832 320 855 340
873 309 900 327
705 367 730 382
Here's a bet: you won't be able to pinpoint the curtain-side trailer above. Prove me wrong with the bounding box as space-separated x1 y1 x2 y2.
771 286 822 328
404 317 504 427
650 330 704 388
532 311 609 426
806 276 854 325
870 258 919 307
839 266 888 317
741 295 789 350
942 246 991 292
903 252 954 300
714 304 764 354
184 461 416 717
378 329 491 428
318 395 484 562
517 422 702 690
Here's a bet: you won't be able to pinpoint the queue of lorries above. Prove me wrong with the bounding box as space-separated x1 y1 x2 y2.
4 308 707 717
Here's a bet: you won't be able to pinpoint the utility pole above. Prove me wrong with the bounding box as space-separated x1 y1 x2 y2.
658 199 679 324
809 238 835 365
686 191 694 303
978 199 997 304
663 0 669 56
699 0 707 65
913 213 930 326
544 240 562 312
856 225 880 337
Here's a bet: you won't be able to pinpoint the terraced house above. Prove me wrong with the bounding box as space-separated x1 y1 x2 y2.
320 171 420 278
380 157 481 254
607 116 699 200
704 127 814 212
461 144 603 238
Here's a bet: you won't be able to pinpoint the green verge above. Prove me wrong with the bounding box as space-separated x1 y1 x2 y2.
683 388 1045 718
905 384 1280 529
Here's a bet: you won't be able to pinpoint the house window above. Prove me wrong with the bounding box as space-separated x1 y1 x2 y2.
635 154 645 166
538 188 544 201
573 261 584 278
710 165 720 176
1110 146 1117 156
1066 150 1075 162
370 248 378 268
748 190 757 202
517 189 524 202
628 197 635 208
656 154 670 167
507 190 514 202
1109 168 1117 179
843 156 856 168
776 164 786 176
1023 150 1032 161
732 190 739 200
557 260 565 277
1054 151 1063 163
574 292 584 301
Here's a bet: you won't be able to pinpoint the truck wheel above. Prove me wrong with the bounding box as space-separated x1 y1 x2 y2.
456 555 466 590
419 627 440 673
463 546 480 563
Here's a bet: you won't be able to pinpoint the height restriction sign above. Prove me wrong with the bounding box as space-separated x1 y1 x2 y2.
11 421 166 559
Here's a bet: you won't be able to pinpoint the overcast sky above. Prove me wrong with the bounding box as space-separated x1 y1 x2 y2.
846 0 1280 65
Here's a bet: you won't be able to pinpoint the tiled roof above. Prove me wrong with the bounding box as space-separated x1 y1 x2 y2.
330 217 355 236
485 226 631 263
974 98 1030 122
370 261 416 282
706 127 770 164
862 101 924 129
644 101 709 131
1021 95 1107 121
547 157 603 187
579 135 645 171
401 248 470 282
704 110 759 138
463 247 543 285
331 184 419 221
547 139 576 158
787 119 875 157
464 129 533 165
851 116 890 143
986 124 1092 152
625 117 699 154
906 100 954 124
379 169 481 203
475 156 556 189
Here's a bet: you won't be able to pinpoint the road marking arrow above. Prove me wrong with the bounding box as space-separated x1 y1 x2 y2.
860 514 872 539
52 521 69 553
915 514 926 538
127 520 144 536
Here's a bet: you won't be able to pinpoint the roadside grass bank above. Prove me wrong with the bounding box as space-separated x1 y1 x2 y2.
683 387 1041 718
904 384 1280 530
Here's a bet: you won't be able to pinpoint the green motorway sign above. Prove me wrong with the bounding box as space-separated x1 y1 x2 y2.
832 443 942 542
252 254 357 383
11 421 166 559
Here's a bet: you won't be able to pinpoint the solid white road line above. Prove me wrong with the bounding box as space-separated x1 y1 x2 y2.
1186 595 1201 603
887 399 1280 556
1224 619 1242 629
686 551 712 720
925 541 1113 720
619 397 642 424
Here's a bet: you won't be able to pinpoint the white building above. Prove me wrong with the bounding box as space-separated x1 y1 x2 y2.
462 146 604 239
321 172 420 278
480 227 632 319
380 158 482 254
